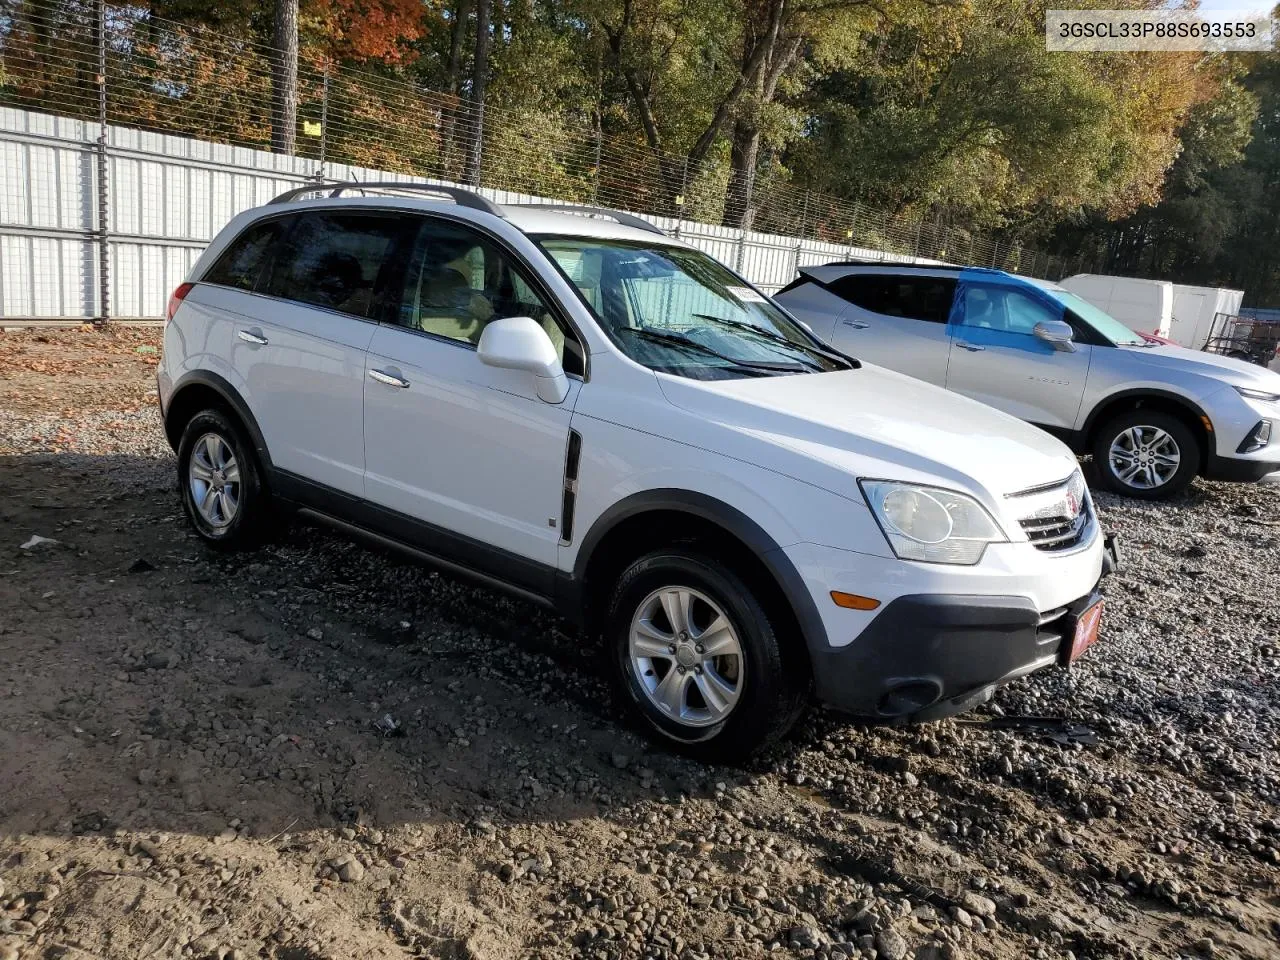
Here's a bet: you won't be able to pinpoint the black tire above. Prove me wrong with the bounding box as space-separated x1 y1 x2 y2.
1091 409 1199 500
176 408 272 549
606 549 809 761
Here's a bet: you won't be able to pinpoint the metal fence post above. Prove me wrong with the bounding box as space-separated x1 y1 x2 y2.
95 0 110 324
736 228 747 272
799 190 810 238
318 67 329 182
591 126 602 203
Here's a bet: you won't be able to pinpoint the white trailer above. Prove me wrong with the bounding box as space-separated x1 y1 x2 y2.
1170 283 1244 350
1059 274 1174 339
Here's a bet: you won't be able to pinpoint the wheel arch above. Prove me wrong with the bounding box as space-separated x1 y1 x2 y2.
165 371 274 473
566 490 828 664
1083 388 1211 470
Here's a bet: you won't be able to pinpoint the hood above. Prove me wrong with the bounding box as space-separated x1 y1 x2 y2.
1119 343 1280 389
657 364 1079 498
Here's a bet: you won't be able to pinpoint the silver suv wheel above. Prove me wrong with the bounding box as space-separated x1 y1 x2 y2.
1107 425 1181 491
628 586 744 728
188 432 241 527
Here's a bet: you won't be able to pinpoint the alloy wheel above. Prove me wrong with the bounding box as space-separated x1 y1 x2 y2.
189 432 241 528
628 586 744 728
1108 425 1181 491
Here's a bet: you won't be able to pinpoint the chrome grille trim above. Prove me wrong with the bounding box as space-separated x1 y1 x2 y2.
1011 471 1093 553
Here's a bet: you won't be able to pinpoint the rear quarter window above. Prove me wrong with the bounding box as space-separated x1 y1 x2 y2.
202 219 283 291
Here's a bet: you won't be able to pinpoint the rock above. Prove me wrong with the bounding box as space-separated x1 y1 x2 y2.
306 627 324 641
331 854 364 882
0 946 19 960
875 928 909 960
949 907 973 929
1194 937 1215 956
789 923 826 949
611 752 630 770
144 649 179 669
959 892 996 919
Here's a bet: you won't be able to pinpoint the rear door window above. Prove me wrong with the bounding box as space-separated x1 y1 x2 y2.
830 274 956 323
202 219 283 291
262 212 408 320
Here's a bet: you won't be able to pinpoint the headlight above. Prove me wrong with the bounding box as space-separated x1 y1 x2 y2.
859 480 1007 565
1234 385 1280 403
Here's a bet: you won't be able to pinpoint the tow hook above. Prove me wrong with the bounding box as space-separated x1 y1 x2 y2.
1101 533 1122 577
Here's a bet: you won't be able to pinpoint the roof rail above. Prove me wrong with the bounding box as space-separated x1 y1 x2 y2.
269 181 505 218
505 203 666 236
804 258 965 271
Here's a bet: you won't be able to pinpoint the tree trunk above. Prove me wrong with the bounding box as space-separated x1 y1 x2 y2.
465 0 492 185
723 119 761 230
446 0 473 94
271 0 298 155
722 32 800 229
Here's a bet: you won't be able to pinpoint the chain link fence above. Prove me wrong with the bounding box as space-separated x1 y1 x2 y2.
0 3 1096 321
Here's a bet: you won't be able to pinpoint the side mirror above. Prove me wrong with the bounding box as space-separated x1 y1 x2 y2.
477 316 569 403
1033 320 1076 353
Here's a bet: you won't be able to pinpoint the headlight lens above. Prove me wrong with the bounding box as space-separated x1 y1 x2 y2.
859 480 1006 564
1234 385 1280 403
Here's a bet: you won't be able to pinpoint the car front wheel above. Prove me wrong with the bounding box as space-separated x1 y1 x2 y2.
1092 410 1199 499
606 549 808 760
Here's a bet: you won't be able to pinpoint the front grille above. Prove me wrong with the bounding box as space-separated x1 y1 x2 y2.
1008 471 1092 553
1021 511 1090 550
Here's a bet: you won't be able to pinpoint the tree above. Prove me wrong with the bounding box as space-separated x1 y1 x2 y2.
465 0 493 183
271 0 299 154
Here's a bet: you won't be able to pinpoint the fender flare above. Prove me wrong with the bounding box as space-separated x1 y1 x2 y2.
570 488 829 655
167 370 274 471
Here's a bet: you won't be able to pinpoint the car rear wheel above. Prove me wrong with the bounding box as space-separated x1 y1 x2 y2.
1092 410 1199 500
177 408 271 549
606 549 808 760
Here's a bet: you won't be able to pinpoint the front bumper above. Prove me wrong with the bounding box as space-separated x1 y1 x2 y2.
809 586 1103 719
787 528 1111 720
1204 450 1280 483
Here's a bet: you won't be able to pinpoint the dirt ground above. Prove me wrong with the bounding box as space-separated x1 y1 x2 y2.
1 327 1278 960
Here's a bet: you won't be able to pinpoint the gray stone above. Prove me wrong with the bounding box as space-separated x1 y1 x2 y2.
875 928 908 960
959 892 996 919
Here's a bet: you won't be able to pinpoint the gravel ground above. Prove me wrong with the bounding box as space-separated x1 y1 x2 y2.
1 328 1279 960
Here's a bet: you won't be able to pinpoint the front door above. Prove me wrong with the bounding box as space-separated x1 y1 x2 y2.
944 279 1091 430
362 216 583 580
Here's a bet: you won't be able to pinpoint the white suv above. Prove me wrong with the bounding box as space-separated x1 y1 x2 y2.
158 183 1112 758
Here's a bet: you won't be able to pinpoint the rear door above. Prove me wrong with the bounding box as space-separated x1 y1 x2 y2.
944 279 1092 430
238 209 410 496
824 273 956 384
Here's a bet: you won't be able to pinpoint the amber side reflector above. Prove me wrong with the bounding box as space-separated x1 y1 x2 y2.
1201 415 1214 433
830 591 880 611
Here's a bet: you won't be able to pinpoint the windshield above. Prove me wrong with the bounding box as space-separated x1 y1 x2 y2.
1042 287 1147 346
537 236 850 379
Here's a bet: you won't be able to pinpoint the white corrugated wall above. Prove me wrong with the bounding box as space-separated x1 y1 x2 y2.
0 106 937 320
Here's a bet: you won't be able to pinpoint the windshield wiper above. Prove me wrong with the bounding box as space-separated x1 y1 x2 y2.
626 328 809 373
691 313 854 369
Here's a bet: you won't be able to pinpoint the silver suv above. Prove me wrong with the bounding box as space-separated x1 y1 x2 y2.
776 263 1280 499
